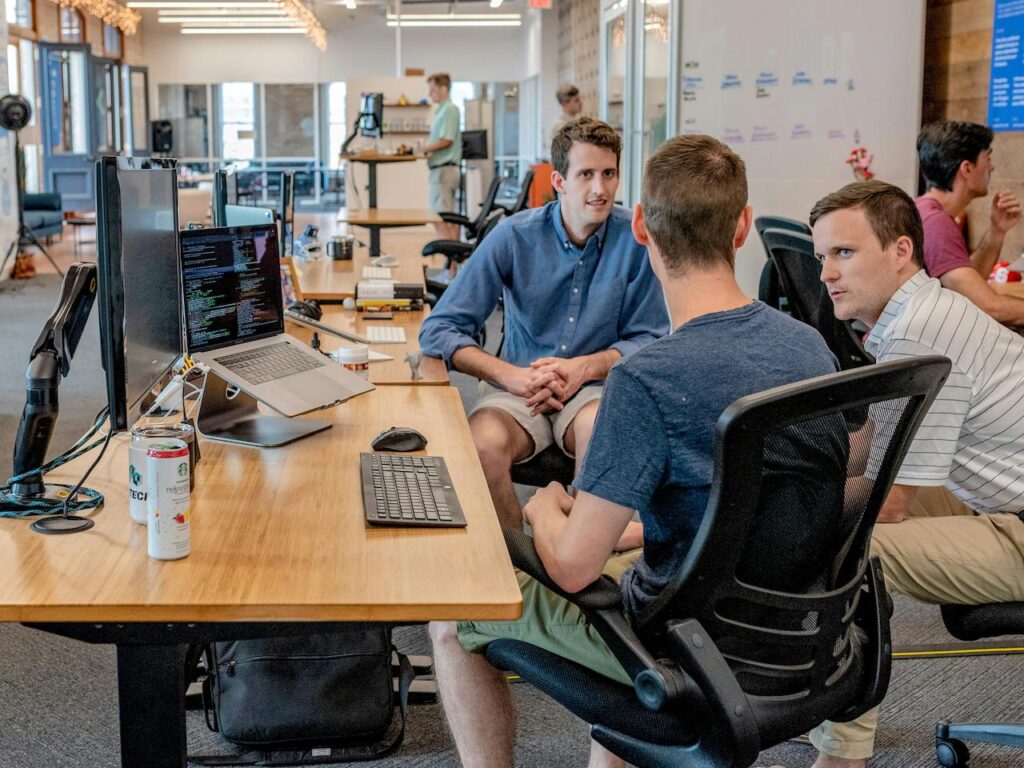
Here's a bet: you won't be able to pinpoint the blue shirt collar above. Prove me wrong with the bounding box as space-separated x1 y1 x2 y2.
549 200 610 253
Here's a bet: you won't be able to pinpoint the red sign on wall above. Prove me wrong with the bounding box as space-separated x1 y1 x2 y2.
529 0 552 8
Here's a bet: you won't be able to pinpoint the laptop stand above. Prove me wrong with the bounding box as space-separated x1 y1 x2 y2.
195 371 331 448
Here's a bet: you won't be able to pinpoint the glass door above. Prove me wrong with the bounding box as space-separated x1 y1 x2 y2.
601 0 629 203
92 56 121 155
123 66 150 156
39 42 96 210
630 0 676 202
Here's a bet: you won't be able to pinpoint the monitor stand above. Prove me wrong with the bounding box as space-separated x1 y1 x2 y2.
196 371 331 448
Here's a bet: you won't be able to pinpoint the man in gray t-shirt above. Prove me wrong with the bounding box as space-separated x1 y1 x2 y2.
429 135 840 768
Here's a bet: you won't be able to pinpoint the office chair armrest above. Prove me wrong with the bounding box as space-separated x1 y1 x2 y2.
663 617 761 766
503 528 700 713
421 240 474 263
830 557 892 722
438 212 471 227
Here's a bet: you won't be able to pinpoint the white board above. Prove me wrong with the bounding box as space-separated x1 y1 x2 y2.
679 0 926 294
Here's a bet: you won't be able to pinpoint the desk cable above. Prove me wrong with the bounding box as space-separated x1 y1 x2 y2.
0 406 110 518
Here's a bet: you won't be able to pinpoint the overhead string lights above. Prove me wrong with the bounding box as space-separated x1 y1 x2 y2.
278 0 327 50
52 0 142 35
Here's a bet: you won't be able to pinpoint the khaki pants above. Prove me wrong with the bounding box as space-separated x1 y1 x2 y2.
811 486 1024 759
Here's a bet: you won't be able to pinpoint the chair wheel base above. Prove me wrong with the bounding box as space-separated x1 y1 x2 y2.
936 737 971 767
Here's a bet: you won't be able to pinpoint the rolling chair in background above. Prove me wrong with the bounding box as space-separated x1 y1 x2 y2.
438 175 503 241
421 210 504 309
486 356 951 768
934 603 1024 767
497 169 536 217
762 228 874 370
754 216 810 311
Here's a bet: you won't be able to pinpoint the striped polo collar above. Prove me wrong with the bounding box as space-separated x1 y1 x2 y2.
865 269 933 355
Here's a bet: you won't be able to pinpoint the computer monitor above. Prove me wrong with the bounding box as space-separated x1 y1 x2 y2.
359 92 384 138
212 167 238 227
95 156 184 433
462 130 488 160
225 204 274 227
179 224 283 354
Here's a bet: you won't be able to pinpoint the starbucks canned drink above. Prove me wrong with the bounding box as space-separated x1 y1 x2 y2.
146 439 191 560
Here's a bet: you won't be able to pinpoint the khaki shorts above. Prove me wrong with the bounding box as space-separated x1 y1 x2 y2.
457 549 642 686
470 382 603 462
428 165 460 214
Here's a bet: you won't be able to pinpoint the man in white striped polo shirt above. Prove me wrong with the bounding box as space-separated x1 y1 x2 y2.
806 179 1024 768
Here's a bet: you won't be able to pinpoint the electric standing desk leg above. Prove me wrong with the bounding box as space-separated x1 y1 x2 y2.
116 644 188 768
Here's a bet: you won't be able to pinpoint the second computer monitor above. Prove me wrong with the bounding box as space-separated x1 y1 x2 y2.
359 92 384 138
224 204 274 227
95 156 184 432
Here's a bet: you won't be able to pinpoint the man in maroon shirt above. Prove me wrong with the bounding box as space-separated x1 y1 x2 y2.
915 121 1024 326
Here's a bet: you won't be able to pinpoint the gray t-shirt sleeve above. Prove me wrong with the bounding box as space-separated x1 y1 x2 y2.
575 366 668 510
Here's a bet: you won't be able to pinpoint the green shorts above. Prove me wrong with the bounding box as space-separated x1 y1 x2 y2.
457 549 642 687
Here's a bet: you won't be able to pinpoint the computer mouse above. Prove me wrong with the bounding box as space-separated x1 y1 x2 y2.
372 255 400 268
371 426 428 452
287 299 322 321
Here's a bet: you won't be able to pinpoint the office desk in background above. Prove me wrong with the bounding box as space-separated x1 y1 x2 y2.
0 386 520 767
338 207 441 259
294 243 440 302
341 153 425 209
285 306 448 385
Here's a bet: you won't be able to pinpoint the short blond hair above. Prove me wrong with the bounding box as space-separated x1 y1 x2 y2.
556 84 579 105
427 73 451 90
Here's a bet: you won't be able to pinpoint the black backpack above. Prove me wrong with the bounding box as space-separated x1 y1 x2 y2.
194 626 413 766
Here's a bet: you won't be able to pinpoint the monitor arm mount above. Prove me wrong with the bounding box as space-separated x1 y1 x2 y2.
11 263 98 499
340 111 378 156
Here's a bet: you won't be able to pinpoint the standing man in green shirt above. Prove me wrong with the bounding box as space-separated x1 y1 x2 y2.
425 72 462 240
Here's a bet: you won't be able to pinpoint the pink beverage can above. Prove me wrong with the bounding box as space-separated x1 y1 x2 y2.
146 439 191 560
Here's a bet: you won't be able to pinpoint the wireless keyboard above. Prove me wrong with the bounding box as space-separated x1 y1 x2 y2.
360 453 467 528
365 326 407 344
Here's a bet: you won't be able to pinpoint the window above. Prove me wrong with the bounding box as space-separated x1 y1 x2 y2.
6 0 32 31
449 81 475 129
264 84 314 157
103 24 121 58
325 82 346 168
7 43 19 95
59 7 84 42
220 82 256 160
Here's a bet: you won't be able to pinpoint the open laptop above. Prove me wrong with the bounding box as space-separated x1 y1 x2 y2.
180 223 374 417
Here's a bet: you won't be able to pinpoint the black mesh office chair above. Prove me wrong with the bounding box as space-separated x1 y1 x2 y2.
486 357 951 768
498 170 535 217
422 211 504 308
755 216 811 311
438 175 503 241
762 228 874 370
935 603 1024 767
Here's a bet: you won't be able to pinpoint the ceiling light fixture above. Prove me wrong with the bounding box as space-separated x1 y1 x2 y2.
129 1 279 7
385 12 520 20
163 15 299 22
489 0 503 7
159 8 287 14
53 0 142 34
385 19 520 27
181 26 305 33
343 0 355 8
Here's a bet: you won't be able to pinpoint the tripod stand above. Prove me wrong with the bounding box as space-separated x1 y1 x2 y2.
0 130 64 279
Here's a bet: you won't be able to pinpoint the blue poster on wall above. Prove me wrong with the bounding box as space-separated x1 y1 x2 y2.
46 55 62 150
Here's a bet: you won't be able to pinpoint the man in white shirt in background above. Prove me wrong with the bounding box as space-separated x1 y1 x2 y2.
807 179 1024 768
552 84 584 137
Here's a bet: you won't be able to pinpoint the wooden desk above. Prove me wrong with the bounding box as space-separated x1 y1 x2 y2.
294 243 436 302
285 306 448 385
341 153 424 208
339 207 441 258
1 386 520 766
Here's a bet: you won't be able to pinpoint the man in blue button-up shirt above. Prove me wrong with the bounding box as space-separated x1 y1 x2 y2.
420 118 669 529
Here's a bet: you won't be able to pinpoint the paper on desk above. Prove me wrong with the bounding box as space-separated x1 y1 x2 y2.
368 350 394 362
